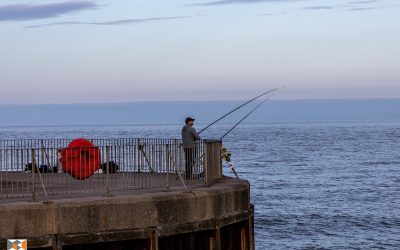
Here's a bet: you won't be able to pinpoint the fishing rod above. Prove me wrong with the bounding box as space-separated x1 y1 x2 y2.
216 95 273 179
187 95 274 178
197 88 279 134
219 95 272 140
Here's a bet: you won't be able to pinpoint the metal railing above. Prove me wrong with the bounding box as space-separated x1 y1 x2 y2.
0 138 222 202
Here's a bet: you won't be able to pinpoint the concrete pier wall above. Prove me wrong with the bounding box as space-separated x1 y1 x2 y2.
0 178 254 250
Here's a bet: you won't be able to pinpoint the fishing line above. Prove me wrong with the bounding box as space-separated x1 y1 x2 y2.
219 95 273 140
197 88 281 134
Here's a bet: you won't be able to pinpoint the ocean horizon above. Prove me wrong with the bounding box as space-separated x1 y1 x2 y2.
0 99 399 126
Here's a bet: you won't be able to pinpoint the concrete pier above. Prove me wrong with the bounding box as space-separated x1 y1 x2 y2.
0 177 254 250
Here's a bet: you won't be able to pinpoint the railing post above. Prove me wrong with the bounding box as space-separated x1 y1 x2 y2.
204 142 209 187
31 149 36 202
166 144 170 191
205 140 222 186
106 146 111 197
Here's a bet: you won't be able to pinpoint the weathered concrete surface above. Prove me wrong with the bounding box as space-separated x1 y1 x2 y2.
0 177 251 249
0 172 204 202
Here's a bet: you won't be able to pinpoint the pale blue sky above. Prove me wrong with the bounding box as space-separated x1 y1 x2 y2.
0 0 399 104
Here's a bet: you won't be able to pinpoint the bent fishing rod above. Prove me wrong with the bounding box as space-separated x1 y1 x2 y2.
197 88 280 134
189 95 273 180
218 95 272 179
219 95 272 140
190 95 273 163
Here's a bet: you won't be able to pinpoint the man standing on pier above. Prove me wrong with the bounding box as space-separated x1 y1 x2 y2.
182 117 201 179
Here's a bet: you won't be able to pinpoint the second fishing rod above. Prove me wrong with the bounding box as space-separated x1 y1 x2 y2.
189 94 274 179
197 87 281 135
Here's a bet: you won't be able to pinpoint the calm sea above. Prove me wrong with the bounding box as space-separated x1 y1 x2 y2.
1 121 399 249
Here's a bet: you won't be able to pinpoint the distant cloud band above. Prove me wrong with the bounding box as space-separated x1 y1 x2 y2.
0 1 97 22
190 0 306 6
262 0 388 15
25 16 200 29
303 6 335 10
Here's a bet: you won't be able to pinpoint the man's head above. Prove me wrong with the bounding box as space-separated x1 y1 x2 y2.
185 117 195 126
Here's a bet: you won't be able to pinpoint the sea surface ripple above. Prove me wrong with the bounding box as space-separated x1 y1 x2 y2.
1 121 399 249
